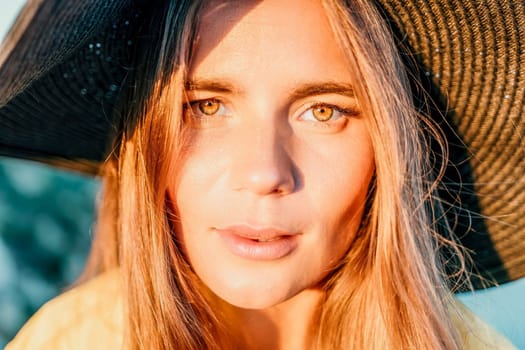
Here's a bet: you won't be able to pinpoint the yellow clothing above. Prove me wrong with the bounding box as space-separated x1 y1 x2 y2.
6 271 517 349
7 271 124 350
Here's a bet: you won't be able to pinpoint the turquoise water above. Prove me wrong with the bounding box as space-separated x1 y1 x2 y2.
0 1 25 40
458 278 525 348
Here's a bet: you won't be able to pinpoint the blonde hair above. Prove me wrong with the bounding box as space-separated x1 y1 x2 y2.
84 0 464 349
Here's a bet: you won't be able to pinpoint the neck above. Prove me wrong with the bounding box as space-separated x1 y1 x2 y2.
222 289 325 350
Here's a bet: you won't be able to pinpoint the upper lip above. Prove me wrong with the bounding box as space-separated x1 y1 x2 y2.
215 225 297 241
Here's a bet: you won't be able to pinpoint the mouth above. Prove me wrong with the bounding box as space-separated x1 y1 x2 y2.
252 237 282 242
214 225 299 260
218 225 295 240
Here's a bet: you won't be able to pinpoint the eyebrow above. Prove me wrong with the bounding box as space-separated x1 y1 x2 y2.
288 82 355 100
185 79 240 94
185 79 355 99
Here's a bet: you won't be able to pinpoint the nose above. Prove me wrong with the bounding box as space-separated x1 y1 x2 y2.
228 125 296 196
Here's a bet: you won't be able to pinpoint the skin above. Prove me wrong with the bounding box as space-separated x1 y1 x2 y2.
169 0 375 347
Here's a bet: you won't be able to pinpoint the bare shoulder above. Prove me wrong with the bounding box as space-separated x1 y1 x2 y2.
454 299 517 350
5 270 124 350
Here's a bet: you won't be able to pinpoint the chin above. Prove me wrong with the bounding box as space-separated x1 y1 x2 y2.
209 282 299 310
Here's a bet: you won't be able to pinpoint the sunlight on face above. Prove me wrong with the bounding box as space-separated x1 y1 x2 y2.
170 0 375 309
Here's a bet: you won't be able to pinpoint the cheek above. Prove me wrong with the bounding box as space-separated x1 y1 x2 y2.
297 136 374 262
301 130 375 220
170 163 216 233
166 141 217 245
170 132 227 205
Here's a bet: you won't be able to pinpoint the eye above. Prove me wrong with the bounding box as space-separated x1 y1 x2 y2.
186 98 230 118
299 103 353 123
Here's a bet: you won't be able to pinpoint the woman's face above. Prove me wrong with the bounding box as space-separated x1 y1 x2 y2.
170 0 375 309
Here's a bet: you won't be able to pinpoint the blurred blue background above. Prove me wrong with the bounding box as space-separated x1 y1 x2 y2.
1 1 524 348
0 159 96 346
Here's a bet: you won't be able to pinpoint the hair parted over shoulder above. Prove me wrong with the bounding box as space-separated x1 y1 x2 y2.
83 0 465 349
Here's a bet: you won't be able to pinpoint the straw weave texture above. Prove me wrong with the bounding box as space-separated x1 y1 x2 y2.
378 0 525 286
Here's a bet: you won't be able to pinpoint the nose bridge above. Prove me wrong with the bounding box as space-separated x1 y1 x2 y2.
230 116 295 195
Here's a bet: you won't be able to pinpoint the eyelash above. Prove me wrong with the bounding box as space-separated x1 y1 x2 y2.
184 99 228 117
183 99 359 127
299 102 359 123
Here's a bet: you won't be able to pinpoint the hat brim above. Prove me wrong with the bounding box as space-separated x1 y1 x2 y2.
0 0 145 173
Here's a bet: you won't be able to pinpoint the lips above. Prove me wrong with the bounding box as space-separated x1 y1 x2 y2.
221 225 293 241
215 225 299 260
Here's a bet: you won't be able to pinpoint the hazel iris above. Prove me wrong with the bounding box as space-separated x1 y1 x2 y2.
312 105 333 121
198 100 220 115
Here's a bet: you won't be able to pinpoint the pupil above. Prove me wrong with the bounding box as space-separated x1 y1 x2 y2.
199 100 219 115
313 106 332 121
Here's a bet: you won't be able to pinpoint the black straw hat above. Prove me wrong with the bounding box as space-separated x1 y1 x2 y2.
1 0 524 290
0 0 149 172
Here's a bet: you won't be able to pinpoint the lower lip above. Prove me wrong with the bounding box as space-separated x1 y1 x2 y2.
216 229 298 260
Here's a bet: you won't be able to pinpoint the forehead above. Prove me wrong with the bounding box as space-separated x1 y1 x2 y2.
190 0 350 82
198 0 329 32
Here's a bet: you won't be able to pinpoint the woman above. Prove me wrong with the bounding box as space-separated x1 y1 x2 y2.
2 0 522 349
